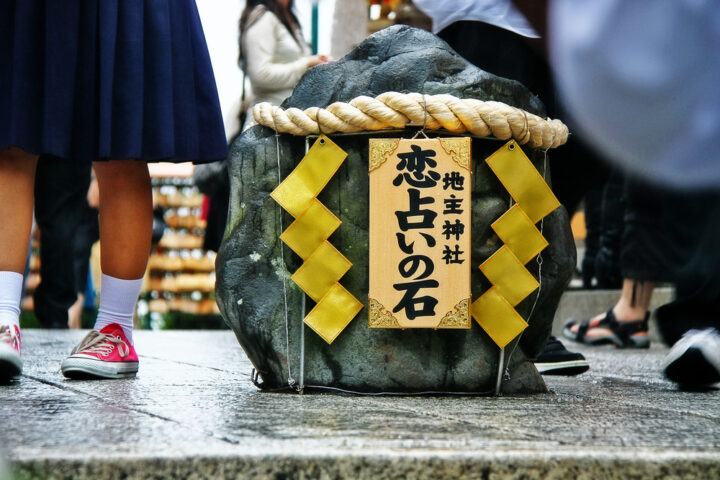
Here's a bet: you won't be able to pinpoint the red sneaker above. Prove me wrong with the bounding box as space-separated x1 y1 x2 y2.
61 324 138 379
0 324 22 380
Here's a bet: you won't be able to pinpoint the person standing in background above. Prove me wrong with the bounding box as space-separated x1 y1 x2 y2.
514 0 720 388
413 0 599 376
32 156 95 329
239 0 330 130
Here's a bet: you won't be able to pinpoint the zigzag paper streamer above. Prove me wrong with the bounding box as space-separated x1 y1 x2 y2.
471 140 560 348
271 135 363 344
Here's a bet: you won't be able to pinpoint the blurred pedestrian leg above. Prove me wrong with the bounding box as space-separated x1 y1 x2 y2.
33 155 92 328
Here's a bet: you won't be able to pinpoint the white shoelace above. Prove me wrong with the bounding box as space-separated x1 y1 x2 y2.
72 330 129 358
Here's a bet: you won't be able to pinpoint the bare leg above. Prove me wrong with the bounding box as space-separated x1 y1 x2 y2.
613 279 655 320
571 279 655 338
93 160 152 279
68 293 84 329
0 148 38 273
59 160 150 379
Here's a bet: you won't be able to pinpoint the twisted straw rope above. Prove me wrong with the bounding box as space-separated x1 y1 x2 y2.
253 92 568 149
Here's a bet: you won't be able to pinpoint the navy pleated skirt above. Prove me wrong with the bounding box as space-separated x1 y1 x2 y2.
0 0 227 163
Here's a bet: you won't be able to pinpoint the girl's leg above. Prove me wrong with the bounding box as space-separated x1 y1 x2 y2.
0 148 37 379
0 148 38 274
0 148 37 328
92 160 152 344
94 160 153 280
61 160 151 379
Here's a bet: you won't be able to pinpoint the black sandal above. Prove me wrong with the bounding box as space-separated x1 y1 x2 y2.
562 309 650 348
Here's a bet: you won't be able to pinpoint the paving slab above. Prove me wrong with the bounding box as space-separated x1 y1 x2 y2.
2 329 720 479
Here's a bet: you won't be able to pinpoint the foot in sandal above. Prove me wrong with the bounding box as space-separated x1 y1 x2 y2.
563 308 650 348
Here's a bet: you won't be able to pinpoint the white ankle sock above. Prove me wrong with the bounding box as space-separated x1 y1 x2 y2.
0 271 23 329
94 274 143 344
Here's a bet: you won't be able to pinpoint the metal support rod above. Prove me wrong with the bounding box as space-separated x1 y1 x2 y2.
495 347 505 396
299 294 306 394
297 136 311 394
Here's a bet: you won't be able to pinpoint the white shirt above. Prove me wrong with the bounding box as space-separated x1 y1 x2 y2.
413 0 539 38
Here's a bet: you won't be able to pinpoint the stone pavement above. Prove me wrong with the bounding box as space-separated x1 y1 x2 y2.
2 327 720 479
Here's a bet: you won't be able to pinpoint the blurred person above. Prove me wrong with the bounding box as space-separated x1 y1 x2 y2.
194 157 229 253
206 0 332 264
0 0 227 382
563 178 700 350
414 0 597 376
515 0 720 388
193 0 333 259
239 0 330 129
67 171 101 329
33 156 97 330
564 279 653 349
580 170 624 290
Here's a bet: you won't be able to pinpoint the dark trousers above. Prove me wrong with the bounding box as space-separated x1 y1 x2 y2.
656 203 720 345
621 182 720 344
73 202 100 294
33 155 93 328
586 170 625 289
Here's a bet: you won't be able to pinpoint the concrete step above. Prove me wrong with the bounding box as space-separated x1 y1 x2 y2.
5 323 720 480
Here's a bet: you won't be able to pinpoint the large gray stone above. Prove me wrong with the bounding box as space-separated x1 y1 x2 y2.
216 25 575 394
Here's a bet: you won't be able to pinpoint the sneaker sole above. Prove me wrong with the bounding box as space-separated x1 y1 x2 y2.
534 359 590 376
0 347 22 381
664 347 720 387
61 357 138 379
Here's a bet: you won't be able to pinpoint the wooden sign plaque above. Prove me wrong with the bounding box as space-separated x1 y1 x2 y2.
368 137 472 329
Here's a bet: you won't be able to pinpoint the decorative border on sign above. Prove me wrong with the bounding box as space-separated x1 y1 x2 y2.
368 298 472 329
439 137 471 171
368 139 400 173
368 298 402 328
437 298 472 329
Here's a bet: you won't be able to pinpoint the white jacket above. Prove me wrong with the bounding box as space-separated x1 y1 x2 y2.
242 7 311 119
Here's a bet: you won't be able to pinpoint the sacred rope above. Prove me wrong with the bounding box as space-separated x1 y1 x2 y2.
252 92 569 150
